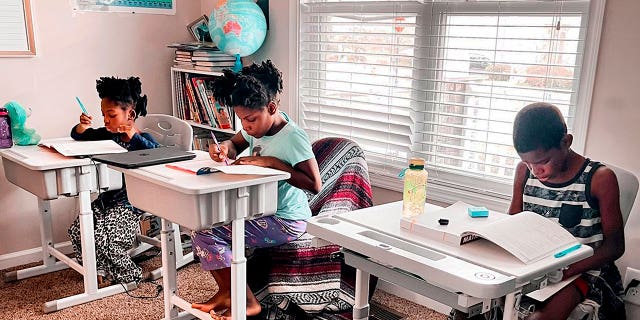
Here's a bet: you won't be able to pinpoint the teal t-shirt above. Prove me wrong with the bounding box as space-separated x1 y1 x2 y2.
241 112 314 221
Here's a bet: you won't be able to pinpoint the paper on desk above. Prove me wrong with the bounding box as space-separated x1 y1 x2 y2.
165 159 282 176
39 138 126 157
526 274 579 301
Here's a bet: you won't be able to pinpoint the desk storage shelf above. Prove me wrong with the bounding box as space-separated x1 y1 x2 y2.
2 147 122 199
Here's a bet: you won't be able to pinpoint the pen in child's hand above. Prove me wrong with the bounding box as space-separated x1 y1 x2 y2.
75 97 89 115
210 132 229 165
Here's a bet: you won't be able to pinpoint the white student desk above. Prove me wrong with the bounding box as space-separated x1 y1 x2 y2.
108 151 290 320
306 202 593 320
0 145 130 312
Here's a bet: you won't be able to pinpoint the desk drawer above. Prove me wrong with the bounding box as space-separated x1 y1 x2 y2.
124 174 278 231
3 159 122 199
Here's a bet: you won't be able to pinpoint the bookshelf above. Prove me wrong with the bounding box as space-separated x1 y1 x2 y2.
170 67 237 150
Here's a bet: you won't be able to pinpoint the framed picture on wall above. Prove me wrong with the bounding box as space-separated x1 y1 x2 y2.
74 0 176 15
187 15 212 42
0 0 36 57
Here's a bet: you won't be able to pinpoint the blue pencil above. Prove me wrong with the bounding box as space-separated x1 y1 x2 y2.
75 96 89 115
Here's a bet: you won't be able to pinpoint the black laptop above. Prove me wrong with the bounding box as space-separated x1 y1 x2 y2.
91 147 196 169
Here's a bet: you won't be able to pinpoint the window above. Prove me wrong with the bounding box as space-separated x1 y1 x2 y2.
299 0 604 208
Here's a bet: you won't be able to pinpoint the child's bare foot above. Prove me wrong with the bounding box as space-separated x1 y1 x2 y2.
192 291 230 313
208 296 261 320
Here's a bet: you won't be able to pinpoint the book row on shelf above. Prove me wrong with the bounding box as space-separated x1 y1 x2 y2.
192 128 233 151
169 42 236 72
174 71 235 131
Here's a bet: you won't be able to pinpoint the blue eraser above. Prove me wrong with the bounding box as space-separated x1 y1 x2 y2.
468 206 489 217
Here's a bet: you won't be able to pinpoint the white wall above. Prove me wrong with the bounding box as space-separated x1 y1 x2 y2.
0 1 201 256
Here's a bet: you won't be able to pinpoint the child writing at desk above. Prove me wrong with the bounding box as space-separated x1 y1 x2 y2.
190 60 322 319
509 103 626 320
68 76 159 284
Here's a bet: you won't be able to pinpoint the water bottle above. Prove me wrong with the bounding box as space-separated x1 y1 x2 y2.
402 157 428 218
0 107 12 149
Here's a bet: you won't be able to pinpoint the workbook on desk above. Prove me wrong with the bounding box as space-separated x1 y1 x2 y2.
400 201 580 264
39 138 127 157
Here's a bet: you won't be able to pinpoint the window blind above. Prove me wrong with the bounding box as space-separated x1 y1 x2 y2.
299 0 595 201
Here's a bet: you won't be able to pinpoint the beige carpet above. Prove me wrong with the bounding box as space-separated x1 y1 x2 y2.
1 256 446 320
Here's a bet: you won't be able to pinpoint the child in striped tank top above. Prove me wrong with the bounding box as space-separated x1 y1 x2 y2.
509 103 626 320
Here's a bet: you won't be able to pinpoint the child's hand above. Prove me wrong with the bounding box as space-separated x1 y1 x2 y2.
233 156 274 168
76 113 93 132
209 143 229 163
116 124 137 139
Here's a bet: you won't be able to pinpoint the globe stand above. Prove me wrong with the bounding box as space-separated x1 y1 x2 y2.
232 53 242 73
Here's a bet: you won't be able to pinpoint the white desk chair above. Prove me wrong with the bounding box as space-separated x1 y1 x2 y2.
567 163 638 320
128 114 195 279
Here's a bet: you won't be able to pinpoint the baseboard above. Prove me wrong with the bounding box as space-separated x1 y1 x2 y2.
378 279 451 315
0 241 73 270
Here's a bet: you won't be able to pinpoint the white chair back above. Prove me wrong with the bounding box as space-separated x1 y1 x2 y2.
607 164 639 227
136 114 193 151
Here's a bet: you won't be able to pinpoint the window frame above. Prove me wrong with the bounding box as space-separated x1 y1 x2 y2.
296 0 606 211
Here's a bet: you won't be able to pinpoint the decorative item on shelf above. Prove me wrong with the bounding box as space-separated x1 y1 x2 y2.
187 15 213 42
208 0 267 72
3 101 40 145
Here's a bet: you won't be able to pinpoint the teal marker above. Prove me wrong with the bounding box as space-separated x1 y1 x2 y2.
554 243 582 258
75 96 89 115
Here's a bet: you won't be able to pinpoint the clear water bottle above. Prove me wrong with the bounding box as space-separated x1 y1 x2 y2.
0 107 12 149
402 158 428 218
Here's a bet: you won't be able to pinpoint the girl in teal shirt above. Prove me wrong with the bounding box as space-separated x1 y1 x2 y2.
191 61 322 319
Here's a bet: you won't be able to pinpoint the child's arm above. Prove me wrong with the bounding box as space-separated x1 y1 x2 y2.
234 156 322 194
507 161 529 214
563 166 625 279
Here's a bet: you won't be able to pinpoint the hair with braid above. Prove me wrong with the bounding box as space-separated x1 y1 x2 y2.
212 60 283 109
96 76 148 118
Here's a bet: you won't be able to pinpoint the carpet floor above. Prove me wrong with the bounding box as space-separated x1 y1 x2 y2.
1 253 447 320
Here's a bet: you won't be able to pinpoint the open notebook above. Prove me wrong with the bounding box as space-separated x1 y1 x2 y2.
39 138 127 157
400 201 581 264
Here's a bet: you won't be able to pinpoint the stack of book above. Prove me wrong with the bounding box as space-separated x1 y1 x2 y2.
168 42 235 72
174 49 194 68
191 50 236 72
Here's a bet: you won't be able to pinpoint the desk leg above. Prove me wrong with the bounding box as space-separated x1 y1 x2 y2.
3 199 68 282
161 218 179 320
353 269 371 320
502 291 520 320
231 187 248 320
77 166 99 295
42 165 135 313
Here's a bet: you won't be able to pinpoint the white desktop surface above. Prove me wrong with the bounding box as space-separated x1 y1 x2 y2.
109 150 291 320
1 144 93 170
307 201 593 320
339 201 592 282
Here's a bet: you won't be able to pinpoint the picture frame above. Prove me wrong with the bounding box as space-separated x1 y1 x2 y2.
74 0 176 15
187 15 212 42
0 0 36 57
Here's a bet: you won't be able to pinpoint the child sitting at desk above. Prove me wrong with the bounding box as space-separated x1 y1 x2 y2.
190 60 322 319
68 76 159 284
508 102 626 320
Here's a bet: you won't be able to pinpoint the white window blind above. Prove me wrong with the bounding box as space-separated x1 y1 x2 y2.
299 0 600 205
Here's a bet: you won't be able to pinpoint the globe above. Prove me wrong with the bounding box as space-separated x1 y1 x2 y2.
208 0 267 58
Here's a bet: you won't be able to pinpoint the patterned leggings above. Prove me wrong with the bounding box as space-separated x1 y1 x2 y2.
191 216 307 270
68 201 142 284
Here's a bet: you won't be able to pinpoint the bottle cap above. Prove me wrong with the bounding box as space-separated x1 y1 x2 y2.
408 157 425 166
